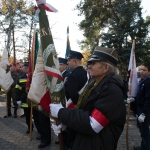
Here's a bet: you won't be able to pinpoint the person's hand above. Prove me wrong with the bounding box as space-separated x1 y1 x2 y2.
138 113 145 123
38 105 43 111
50 103 64 118
52 123 67 136
17 101 22 107
52 123 62 136
127 97 135 103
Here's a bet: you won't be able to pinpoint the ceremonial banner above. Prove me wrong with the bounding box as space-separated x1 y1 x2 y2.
65 26 71 58
26 31 39 90
128 40 138 97
28 48 51 112
36 1 65 109
0 47 13 92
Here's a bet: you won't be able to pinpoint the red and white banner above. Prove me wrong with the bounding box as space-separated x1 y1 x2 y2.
28 48 51 112
0 47 14 92
128 40 138 97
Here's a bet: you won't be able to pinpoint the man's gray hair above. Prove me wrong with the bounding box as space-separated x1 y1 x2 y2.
101 61 119 75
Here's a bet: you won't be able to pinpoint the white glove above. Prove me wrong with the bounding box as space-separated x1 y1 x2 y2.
38 105 43 111
52 123 62 136
17 101 22 107
50 103 64 118
127 97 135 103
52 123 67 136
138 113 145 123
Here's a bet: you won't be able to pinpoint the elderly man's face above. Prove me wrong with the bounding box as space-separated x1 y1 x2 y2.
88 61 107 78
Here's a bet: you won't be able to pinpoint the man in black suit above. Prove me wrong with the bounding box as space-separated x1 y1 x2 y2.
65 50 89 108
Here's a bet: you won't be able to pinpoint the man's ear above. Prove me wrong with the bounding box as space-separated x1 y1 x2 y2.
103 63 109 74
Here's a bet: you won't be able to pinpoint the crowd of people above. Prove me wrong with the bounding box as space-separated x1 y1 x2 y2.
2 47 150 150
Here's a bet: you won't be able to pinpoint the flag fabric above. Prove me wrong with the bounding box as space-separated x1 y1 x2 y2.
0 47 14 92
128 40 138 97
65 26 71 58
26 31 39 90
34 0 58 15
27 48 51 112
35 2 65 111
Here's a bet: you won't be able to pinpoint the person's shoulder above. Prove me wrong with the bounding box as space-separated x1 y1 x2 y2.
19 73 26 79
74 66 86 74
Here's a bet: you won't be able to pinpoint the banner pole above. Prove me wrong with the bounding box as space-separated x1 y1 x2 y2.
29 31 36 141
126 40 135 150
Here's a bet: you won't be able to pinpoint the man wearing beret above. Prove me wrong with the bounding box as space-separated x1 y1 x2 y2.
50 47 126 150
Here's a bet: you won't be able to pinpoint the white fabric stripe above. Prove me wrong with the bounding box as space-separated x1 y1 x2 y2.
45 3 58 12
66 98 72 108
44 66 62 77
78 72 90 95
89 116 104 133
36 0 46 5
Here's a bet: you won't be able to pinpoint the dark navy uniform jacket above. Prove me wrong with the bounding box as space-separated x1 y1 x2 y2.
136 77 150 115
65 66 88 104
62 70 69 81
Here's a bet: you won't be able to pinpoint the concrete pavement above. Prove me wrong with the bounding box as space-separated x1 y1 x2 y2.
0 92 141 150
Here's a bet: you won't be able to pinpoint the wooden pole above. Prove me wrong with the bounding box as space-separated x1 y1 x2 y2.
126 40 135 150
29 31 36 141
6 92 8 117
55 118 65 150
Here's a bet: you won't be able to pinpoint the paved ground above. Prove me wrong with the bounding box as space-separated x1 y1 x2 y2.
0 92 141 150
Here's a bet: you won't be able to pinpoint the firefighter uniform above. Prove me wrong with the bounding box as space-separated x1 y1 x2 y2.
15 71 40 134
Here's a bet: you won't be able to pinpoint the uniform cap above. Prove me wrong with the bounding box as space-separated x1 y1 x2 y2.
67 50 84 60
58 57 68 65
88 46 118 66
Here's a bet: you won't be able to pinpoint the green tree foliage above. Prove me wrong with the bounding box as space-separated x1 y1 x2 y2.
0 0 35 58
76 0 150 79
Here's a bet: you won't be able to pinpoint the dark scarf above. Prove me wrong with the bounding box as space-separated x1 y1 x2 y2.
75 79 101 109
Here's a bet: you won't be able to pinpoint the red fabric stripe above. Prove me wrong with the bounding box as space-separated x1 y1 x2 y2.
44 70 63 81
67 102 75 108
34 6 38 10
39 91 51 112
91 108 109 127
41 4 53 12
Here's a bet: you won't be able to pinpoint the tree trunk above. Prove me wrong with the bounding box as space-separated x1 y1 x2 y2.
12 25 16 63
28 13 34 61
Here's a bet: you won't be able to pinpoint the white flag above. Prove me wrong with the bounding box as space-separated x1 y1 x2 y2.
28 48 51 112
128 40 138 97
0 47 14 92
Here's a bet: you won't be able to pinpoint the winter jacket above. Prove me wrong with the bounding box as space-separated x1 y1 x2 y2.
136 77 150 115
58 73 126 150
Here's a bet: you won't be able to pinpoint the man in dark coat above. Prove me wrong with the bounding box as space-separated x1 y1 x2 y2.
65 50 89 108
50 47 126 150
15 62 40 134
133 63 150 150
